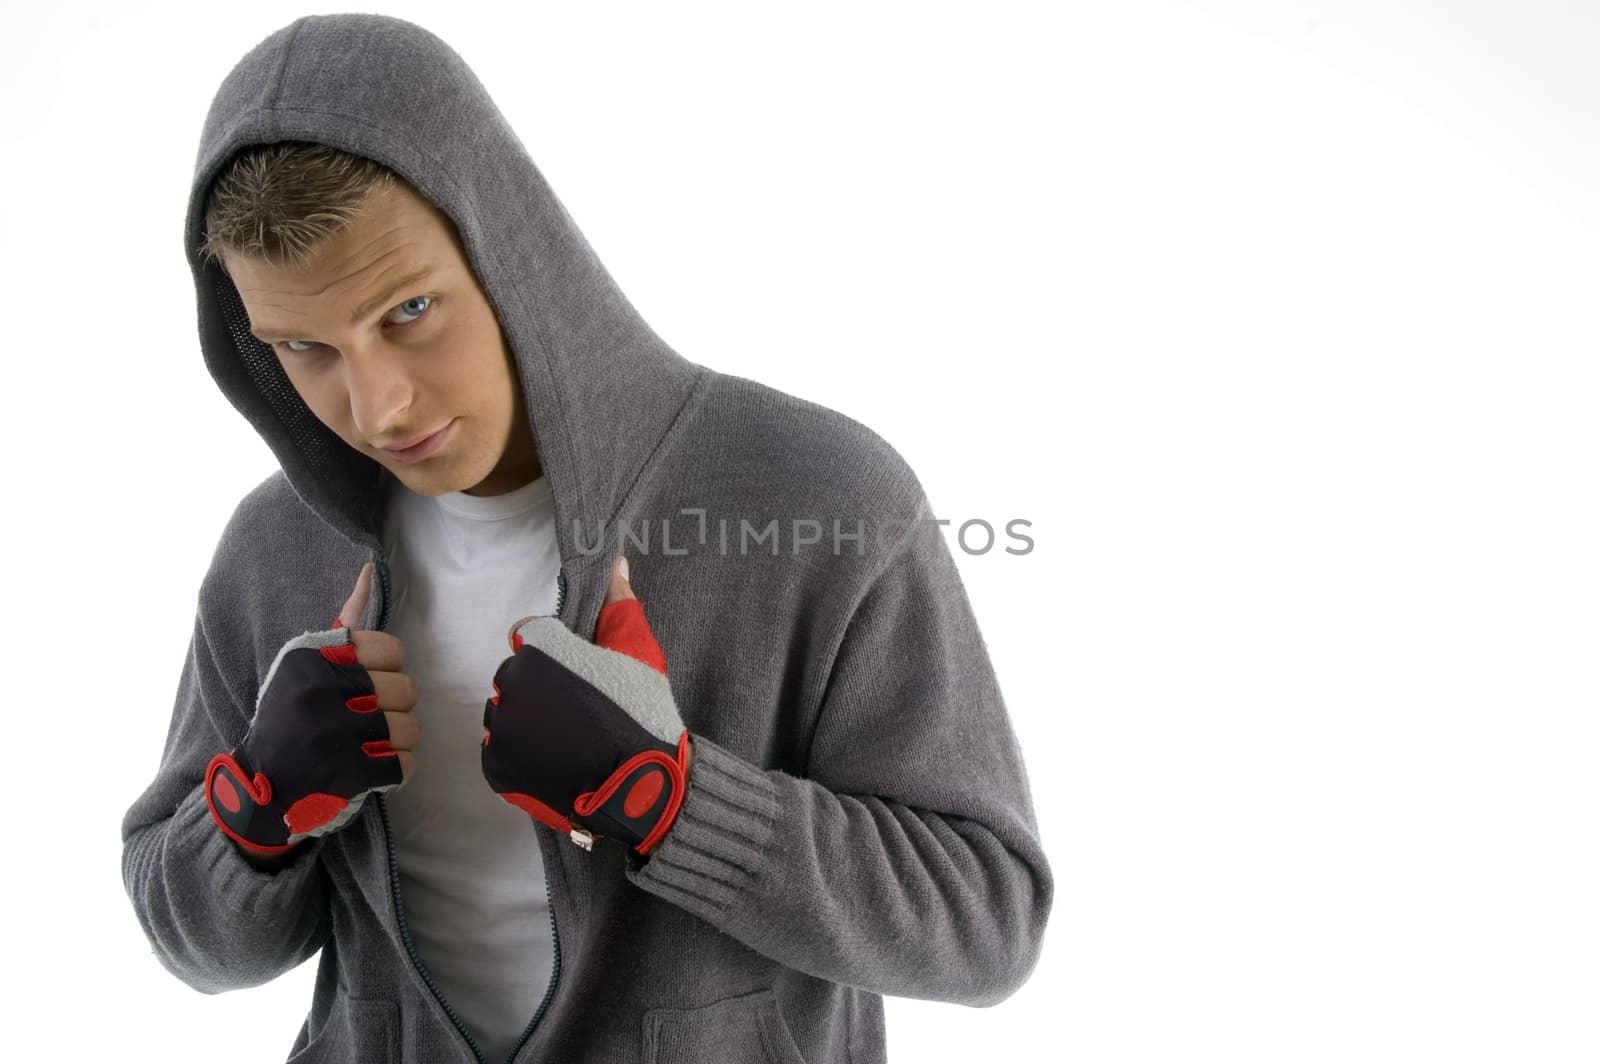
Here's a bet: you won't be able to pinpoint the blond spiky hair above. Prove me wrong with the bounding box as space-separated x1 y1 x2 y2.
198 141 399 272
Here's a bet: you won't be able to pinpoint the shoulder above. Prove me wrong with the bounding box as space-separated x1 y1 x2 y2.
232 467 300 525
691 370 929 530
217 468 350 553
201 468 354 615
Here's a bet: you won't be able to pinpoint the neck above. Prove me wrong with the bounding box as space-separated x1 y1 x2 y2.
464 410 542 496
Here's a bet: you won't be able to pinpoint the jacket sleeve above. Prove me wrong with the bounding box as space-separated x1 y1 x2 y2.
119 603 334 994
623 492 1054 1007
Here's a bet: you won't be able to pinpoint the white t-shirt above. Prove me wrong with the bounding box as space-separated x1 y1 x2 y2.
381 473 561 1064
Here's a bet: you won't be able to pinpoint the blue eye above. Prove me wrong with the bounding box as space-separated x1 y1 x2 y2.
274 295 433 355
388 295 433 325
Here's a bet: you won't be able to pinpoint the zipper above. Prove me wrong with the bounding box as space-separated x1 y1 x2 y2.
506 870 564 1062
368 555 567 1064
375 555 393 632
375 794 491 1064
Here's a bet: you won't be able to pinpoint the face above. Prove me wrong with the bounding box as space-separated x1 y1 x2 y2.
223 180 541 497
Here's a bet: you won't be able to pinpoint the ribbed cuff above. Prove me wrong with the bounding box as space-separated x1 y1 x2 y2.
181 781 325 912
623 732 779 924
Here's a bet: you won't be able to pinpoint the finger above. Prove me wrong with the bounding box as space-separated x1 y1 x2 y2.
593 597 667 675
336 561 374 630
382 710 420 750
349 630 405 672
507 613 543 654
367 669 418 711
603 554 635 606
395 750 416 781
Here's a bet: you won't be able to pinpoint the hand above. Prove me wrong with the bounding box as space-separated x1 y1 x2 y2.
205 561 421 857
481 556 691 856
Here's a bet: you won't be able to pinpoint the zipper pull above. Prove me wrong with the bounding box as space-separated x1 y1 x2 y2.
568 826 595 851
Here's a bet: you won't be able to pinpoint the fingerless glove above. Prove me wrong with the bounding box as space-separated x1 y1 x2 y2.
205 617 405 856
482 599 689 856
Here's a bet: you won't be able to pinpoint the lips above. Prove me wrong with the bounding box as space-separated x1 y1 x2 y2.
381 424 449 452
376 419 455 464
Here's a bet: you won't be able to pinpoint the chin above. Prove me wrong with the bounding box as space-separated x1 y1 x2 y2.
386 459 467 497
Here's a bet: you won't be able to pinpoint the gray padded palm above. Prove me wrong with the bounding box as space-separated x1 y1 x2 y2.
511 615 685 746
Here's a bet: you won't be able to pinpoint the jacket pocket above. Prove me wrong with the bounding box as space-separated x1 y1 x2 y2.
285 994 399 1064
643 987 807 1064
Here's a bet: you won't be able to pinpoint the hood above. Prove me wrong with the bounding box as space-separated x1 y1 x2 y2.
184 13 707 570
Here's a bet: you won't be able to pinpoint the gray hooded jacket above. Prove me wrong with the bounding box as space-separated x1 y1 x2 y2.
120 13 1053 1064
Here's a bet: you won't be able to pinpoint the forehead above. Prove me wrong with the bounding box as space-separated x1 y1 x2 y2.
223 184 466 331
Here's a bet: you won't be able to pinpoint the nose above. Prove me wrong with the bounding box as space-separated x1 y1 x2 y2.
342 345 416 441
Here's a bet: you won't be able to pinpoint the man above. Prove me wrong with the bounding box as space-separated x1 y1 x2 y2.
120 13 1052 1064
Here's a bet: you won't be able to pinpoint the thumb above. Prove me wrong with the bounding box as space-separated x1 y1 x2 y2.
603 554 635 606
595 555 666 674
335 561 374 630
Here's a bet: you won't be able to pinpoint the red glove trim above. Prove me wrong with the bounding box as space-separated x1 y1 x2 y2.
573 731 691 855
204 751 297 857
284 792 349 835
500 791 575 834
325 614 359 664
592 597 667 675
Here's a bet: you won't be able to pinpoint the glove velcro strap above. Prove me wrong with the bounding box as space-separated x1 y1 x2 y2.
574 733 689 855
206 749 363 854
205 750 296 856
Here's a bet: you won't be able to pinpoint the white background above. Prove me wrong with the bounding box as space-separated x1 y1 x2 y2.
3 1 1595 1061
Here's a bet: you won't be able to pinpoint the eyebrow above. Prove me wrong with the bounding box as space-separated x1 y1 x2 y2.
250 266 435 342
